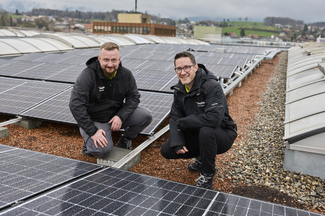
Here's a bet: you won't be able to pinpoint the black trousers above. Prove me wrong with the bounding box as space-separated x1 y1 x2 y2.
161 118 236 174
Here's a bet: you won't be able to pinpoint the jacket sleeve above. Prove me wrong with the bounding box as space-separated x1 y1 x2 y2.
170 92 186 121
116 73 140 122
69 70 98 137
177 80 225 130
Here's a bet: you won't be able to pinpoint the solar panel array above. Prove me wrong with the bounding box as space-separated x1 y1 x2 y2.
0 144 101 210
0 78 71 115
0 44 270 136
1 162 320 216
19 88 173 136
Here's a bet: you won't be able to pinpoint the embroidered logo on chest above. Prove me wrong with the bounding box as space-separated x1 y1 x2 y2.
98 86 105 92
196 101 205 107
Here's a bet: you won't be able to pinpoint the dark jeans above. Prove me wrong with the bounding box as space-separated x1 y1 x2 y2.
161 118 236 174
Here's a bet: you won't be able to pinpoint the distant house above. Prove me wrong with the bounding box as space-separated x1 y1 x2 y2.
229 32 238 37
247 34 258 38
84 24 92 33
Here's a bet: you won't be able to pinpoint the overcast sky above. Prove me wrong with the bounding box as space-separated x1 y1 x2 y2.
1 0 324 23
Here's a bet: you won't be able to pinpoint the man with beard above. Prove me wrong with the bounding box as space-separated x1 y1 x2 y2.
69 42 152 158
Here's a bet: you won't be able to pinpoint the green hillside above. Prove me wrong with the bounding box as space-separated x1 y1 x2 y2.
222 21 281 37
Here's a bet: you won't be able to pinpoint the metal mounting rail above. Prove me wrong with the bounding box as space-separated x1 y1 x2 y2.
0 117 23 127
112 125 169 169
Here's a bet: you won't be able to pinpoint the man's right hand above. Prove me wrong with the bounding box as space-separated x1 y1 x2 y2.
91 129 108 148
176 146 188 154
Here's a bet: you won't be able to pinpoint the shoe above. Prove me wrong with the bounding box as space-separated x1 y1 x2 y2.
82 142 93 157
116 135 132 150
195 172 214 189
188 156 202 173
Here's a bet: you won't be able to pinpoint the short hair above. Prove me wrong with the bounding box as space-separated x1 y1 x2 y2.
100 42 119 51
174 51 196 66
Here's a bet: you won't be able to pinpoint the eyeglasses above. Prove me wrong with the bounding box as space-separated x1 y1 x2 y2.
174 64 195 74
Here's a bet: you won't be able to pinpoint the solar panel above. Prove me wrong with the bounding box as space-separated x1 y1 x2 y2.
46 65 85 83
0 144 101 209
0 78 71 115
134 70 176 93
146 54 174 61
196 56 222 65
0 59 13 68
135 60 173 71
1 167 319 216
121 59 147 71
20 88 76 124
12 63 73 80
139 92 173 135
219 58 248 68
20 89 172 136
33 54 75 64
59 55 91 66
123 52 153 60
12 53 52 61
0 61 43 77
205 64 237 79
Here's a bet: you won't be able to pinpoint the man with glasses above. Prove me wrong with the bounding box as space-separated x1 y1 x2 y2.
69 42 152 158
161 51 237 189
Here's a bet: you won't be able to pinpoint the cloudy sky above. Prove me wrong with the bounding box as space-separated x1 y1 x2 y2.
1 0 324 23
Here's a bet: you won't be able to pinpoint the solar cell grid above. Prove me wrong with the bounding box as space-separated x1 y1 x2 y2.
135 60 173 71
11 53 50 61
137 92 173 135
0 81 71 115
19 89 172 136
146 54 173 61
0 144 101 209
196 56 222 65
123 52 153 60
59 55 90 65
0 61 43 76
120 59 147 71
46 65 85 83
20 88 76 124
134 69 176 92
2 167 319 216
12 62 73 80
33 53 74 64
205 64 237 78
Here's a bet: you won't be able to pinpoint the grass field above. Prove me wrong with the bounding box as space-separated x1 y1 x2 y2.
222 21 280 37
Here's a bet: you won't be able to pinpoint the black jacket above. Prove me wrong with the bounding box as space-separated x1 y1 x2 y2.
169 64 237 147
69 57 140 137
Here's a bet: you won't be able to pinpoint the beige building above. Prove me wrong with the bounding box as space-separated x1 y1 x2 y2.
118 13 151 24
194 26 222 42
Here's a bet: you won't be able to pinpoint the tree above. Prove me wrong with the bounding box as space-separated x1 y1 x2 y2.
303 24 308 32
9 16 13 26
245 17 248 21
239 17 242 21
240 29 246 36
15 9 19 15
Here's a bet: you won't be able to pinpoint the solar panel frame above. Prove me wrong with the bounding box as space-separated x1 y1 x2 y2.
134 69 176 93
0 144 102 210
20 89 173 136
0 79 71 115
1 167 319 216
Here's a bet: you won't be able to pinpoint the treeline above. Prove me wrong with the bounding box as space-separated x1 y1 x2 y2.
311 22 325 27
29 8 126 21
27 8 176 26
264 17 304 26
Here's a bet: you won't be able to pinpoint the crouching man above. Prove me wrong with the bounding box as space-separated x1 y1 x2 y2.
70 42 152 158
160 51 237 189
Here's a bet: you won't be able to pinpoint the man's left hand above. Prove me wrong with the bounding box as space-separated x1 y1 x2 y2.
109 116 122 131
